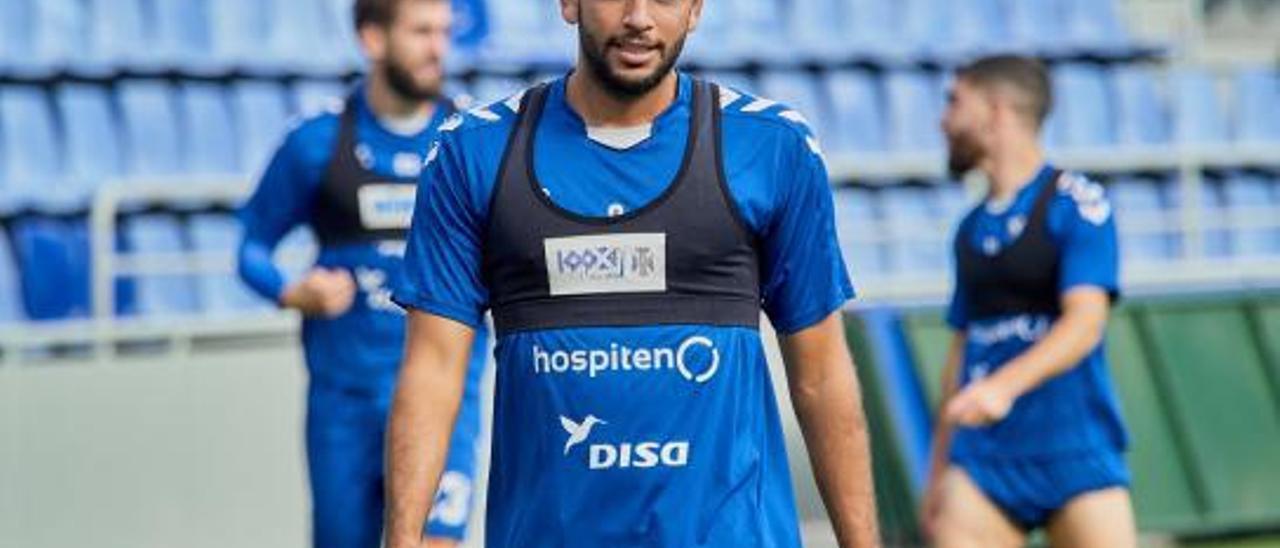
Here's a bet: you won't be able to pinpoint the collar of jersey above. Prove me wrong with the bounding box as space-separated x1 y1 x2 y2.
352 83 451 146
984 163 1054 216
547 71 693 150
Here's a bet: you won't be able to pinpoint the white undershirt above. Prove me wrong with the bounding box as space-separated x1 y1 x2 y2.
586 124 654 150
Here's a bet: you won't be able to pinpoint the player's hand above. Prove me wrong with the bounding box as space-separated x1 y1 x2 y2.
280 268 357 318
944 378 1015 426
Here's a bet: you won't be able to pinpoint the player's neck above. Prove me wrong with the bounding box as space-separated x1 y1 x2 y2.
566 68 678 128
982 139 1045 203
364 73 435 123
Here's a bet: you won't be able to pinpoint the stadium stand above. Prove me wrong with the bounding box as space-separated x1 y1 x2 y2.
0 0 1276 544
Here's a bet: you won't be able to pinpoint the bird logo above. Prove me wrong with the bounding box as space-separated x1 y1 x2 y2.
560 415 606 455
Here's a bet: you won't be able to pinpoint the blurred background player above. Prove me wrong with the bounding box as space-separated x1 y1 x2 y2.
383 0 879 546
921 55 1136 547
236 0 487 546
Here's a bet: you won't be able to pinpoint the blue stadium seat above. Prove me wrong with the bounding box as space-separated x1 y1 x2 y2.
944 0 1009 58
824 70 887 154
0 0 37 75
291 79 349 117
265 0 342 74
482 0 569 64
150 0 218 73
758 71 831 144
0 85 69 211
1223 172 1280 258
1006 0 1066 55
1233 67 1280 143
882 185 947 273
884 71 944 153
1062 0 1130 52
935 181 972 220
56 84 124 196
122 214 200 316
188 214 271 314
208 0 272 72
833 186 888 276
684 0 743 64
0 229 23 323
1053 64 1116 148
726 0 787 62
1112 66 1171 146
78 0 149 74
1110 177 1176 262
839 0 897 58
786 0 850 59
318 0 364 71
118 80 184 176
1171 69 1230 145
896 0 949 59
1198 178 1233 259
231 81 292 174
9 218 91 320
28 0 86 72
178 83 240 174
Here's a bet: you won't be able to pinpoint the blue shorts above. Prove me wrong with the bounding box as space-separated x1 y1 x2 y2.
307 380 480 547
951 450 1131 529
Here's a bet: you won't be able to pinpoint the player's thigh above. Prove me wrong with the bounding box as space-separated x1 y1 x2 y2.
423 539 459 548
934 466 1026 548
1045 487 1136 548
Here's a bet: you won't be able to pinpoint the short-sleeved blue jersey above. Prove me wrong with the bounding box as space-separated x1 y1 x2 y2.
237 87 488 394
947 165 1128 459
394 74 854 547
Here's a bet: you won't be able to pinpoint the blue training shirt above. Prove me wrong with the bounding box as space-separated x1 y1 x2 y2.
238 87 487 395
395 74 854 547
947 165 1128 459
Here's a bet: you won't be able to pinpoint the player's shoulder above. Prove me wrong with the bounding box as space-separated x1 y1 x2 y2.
435 87 529 145
1050 169 1113 227
712 82 824 158
280 99 344 150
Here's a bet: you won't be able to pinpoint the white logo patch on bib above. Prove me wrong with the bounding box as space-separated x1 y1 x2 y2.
357 184 417 230
544 233 666 296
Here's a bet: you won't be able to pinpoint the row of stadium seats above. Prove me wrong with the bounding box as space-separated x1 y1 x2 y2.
854 295 1280 539
0 0 1144 78
2 172 1276 322
0 212 310 322
835 172 1280 277
2 63 1276 213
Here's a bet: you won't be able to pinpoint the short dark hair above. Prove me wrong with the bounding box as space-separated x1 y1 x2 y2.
353 0 445 31
956 55 1053 128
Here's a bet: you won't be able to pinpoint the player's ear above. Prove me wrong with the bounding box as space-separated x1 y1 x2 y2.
357 23 388 63
687 0 704 33
560 0 580 25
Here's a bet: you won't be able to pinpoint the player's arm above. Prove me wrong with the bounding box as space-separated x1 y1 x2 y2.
385 311 475 548
237 122 354 317
780 312 880 548
945 287 1109 426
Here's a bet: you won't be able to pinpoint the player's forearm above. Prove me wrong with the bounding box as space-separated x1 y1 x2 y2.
385 348 466 547
990 307 1106 399
791 359 881 548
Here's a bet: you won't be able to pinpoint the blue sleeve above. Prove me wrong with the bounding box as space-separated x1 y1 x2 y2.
392 137 489 329
236 129 319 302
759 135 855 335
1052 182 1120 300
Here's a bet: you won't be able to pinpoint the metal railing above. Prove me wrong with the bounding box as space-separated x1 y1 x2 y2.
0 144 1278 361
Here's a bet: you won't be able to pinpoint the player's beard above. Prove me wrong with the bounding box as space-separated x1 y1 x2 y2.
579 23 687 99
383 47 442 102
947 130 984 179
